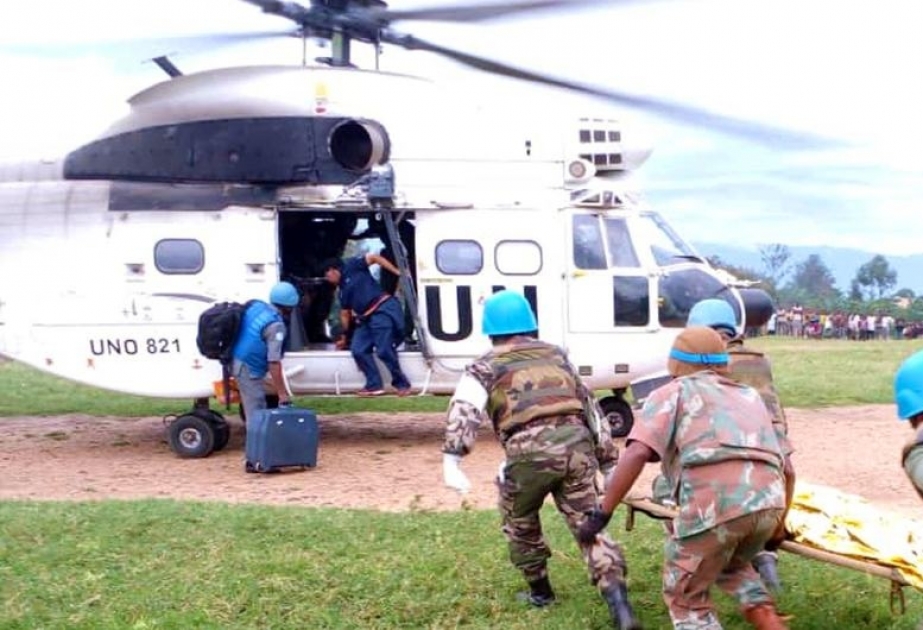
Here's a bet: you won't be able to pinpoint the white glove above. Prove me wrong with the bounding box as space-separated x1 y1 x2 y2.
442 453 471 494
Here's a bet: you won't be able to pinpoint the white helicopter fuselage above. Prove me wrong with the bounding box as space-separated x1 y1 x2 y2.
0 65 764 404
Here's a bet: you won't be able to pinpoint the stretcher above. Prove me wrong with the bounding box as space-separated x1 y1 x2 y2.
622 491 919 614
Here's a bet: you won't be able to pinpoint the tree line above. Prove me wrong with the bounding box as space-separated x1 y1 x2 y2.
708 244 922 320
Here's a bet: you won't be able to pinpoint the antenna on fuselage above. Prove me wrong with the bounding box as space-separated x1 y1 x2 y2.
151 55 183 78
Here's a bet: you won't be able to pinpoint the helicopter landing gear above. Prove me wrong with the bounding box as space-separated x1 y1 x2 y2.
600 393 634 439
164 399 230 458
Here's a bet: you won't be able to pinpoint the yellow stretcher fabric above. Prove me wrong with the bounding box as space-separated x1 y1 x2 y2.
786 482 923 590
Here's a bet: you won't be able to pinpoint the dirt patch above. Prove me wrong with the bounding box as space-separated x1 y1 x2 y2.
0 405 918 518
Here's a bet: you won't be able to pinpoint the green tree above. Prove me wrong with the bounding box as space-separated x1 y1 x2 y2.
849 279 864 302
852 254 897 300
895 287 916 299
786 254 840 305
758 243 791 298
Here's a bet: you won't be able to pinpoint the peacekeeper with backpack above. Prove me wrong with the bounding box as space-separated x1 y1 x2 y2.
441 289 641 630
232 281 300 420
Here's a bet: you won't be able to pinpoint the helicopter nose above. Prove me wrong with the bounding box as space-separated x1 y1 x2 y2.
739 288 774 329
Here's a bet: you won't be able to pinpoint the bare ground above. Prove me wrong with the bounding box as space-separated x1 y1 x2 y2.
0 405 919 518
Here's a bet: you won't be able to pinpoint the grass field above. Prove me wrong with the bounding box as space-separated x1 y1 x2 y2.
3 501 922 629
2 338 923 628
1 337 922 417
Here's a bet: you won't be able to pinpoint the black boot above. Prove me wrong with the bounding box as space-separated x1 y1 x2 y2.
603 584 642 629
518 576 556 607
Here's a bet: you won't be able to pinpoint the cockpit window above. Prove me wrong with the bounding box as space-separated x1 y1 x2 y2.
613 276 650 326
658 269 737 329
604 217 640 268
572 214 606 270
638 212 699 266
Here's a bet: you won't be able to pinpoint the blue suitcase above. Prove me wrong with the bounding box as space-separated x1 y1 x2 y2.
245 407 319 473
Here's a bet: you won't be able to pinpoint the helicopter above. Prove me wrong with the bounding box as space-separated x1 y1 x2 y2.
0 0 790 459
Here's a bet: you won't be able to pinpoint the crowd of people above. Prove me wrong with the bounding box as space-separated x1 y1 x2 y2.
767 305 922 340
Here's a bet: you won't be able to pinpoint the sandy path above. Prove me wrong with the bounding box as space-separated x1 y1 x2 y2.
0 405 919 519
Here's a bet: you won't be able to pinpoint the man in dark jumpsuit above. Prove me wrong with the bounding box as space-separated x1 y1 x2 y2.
440 289 641 629
323 253 411 396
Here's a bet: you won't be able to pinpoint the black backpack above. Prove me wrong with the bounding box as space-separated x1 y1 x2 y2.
197 300 256 407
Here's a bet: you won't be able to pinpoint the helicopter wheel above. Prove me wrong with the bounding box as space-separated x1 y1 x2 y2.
167 414 216 459
600 396 634 439
190 407 230 452
209 415 231 452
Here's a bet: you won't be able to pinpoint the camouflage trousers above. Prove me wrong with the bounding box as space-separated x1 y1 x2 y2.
663 508 784 630
498 421 627 592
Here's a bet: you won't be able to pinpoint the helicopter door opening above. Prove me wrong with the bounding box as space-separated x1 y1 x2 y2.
278 212 356 349
566 212 653 334
277 211 418 351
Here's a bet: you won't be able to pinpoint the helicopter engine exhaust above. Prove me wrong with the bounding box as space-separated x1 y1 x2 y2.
328 119 390 171
740 288 774 329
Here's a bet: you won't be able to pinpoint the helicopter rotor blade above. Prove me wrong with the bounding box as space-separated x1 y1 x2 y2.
240 0 311 24
0 30 295 58
370 0 621 24
383 31 839 150
240 0 628 39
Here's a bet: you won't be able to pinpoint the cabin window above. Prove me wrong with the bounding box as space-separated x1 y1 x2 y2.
495 240 542 275
435 240 482 275
572 214 606 270
154 239 204 274
604 217 640 268
612 276 650 327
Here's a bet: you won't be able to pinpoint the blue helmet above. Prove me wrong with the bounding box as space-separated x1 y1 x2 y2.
687 299 737 336
482 290 537 336
269 281 300 307
895 350 923 420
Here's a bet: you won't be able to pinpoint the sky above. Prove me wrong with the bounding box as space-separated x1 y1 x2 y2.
1 0 922 257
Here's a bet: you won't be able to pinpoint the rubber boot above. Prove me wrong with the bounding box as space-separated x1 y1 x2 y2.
743 603 788 630
603 583 643 629
752 551 782 592
519 576 556 607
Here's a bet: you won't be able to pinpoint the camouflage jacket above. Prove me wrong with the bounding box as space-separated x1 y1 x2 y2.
442 337 617 468
629 370 786 538
727 337 793 456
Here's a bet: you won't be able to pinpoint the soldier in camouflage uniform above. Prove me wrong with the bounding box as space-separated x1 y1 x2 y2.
894 352 923 630
441 290 641 630
895 350 923 498
579 327 789 630
686 299 796 593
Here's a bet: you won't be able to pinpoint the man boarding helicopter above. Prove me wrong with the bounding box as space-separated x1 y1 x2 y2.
0 0 786 459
